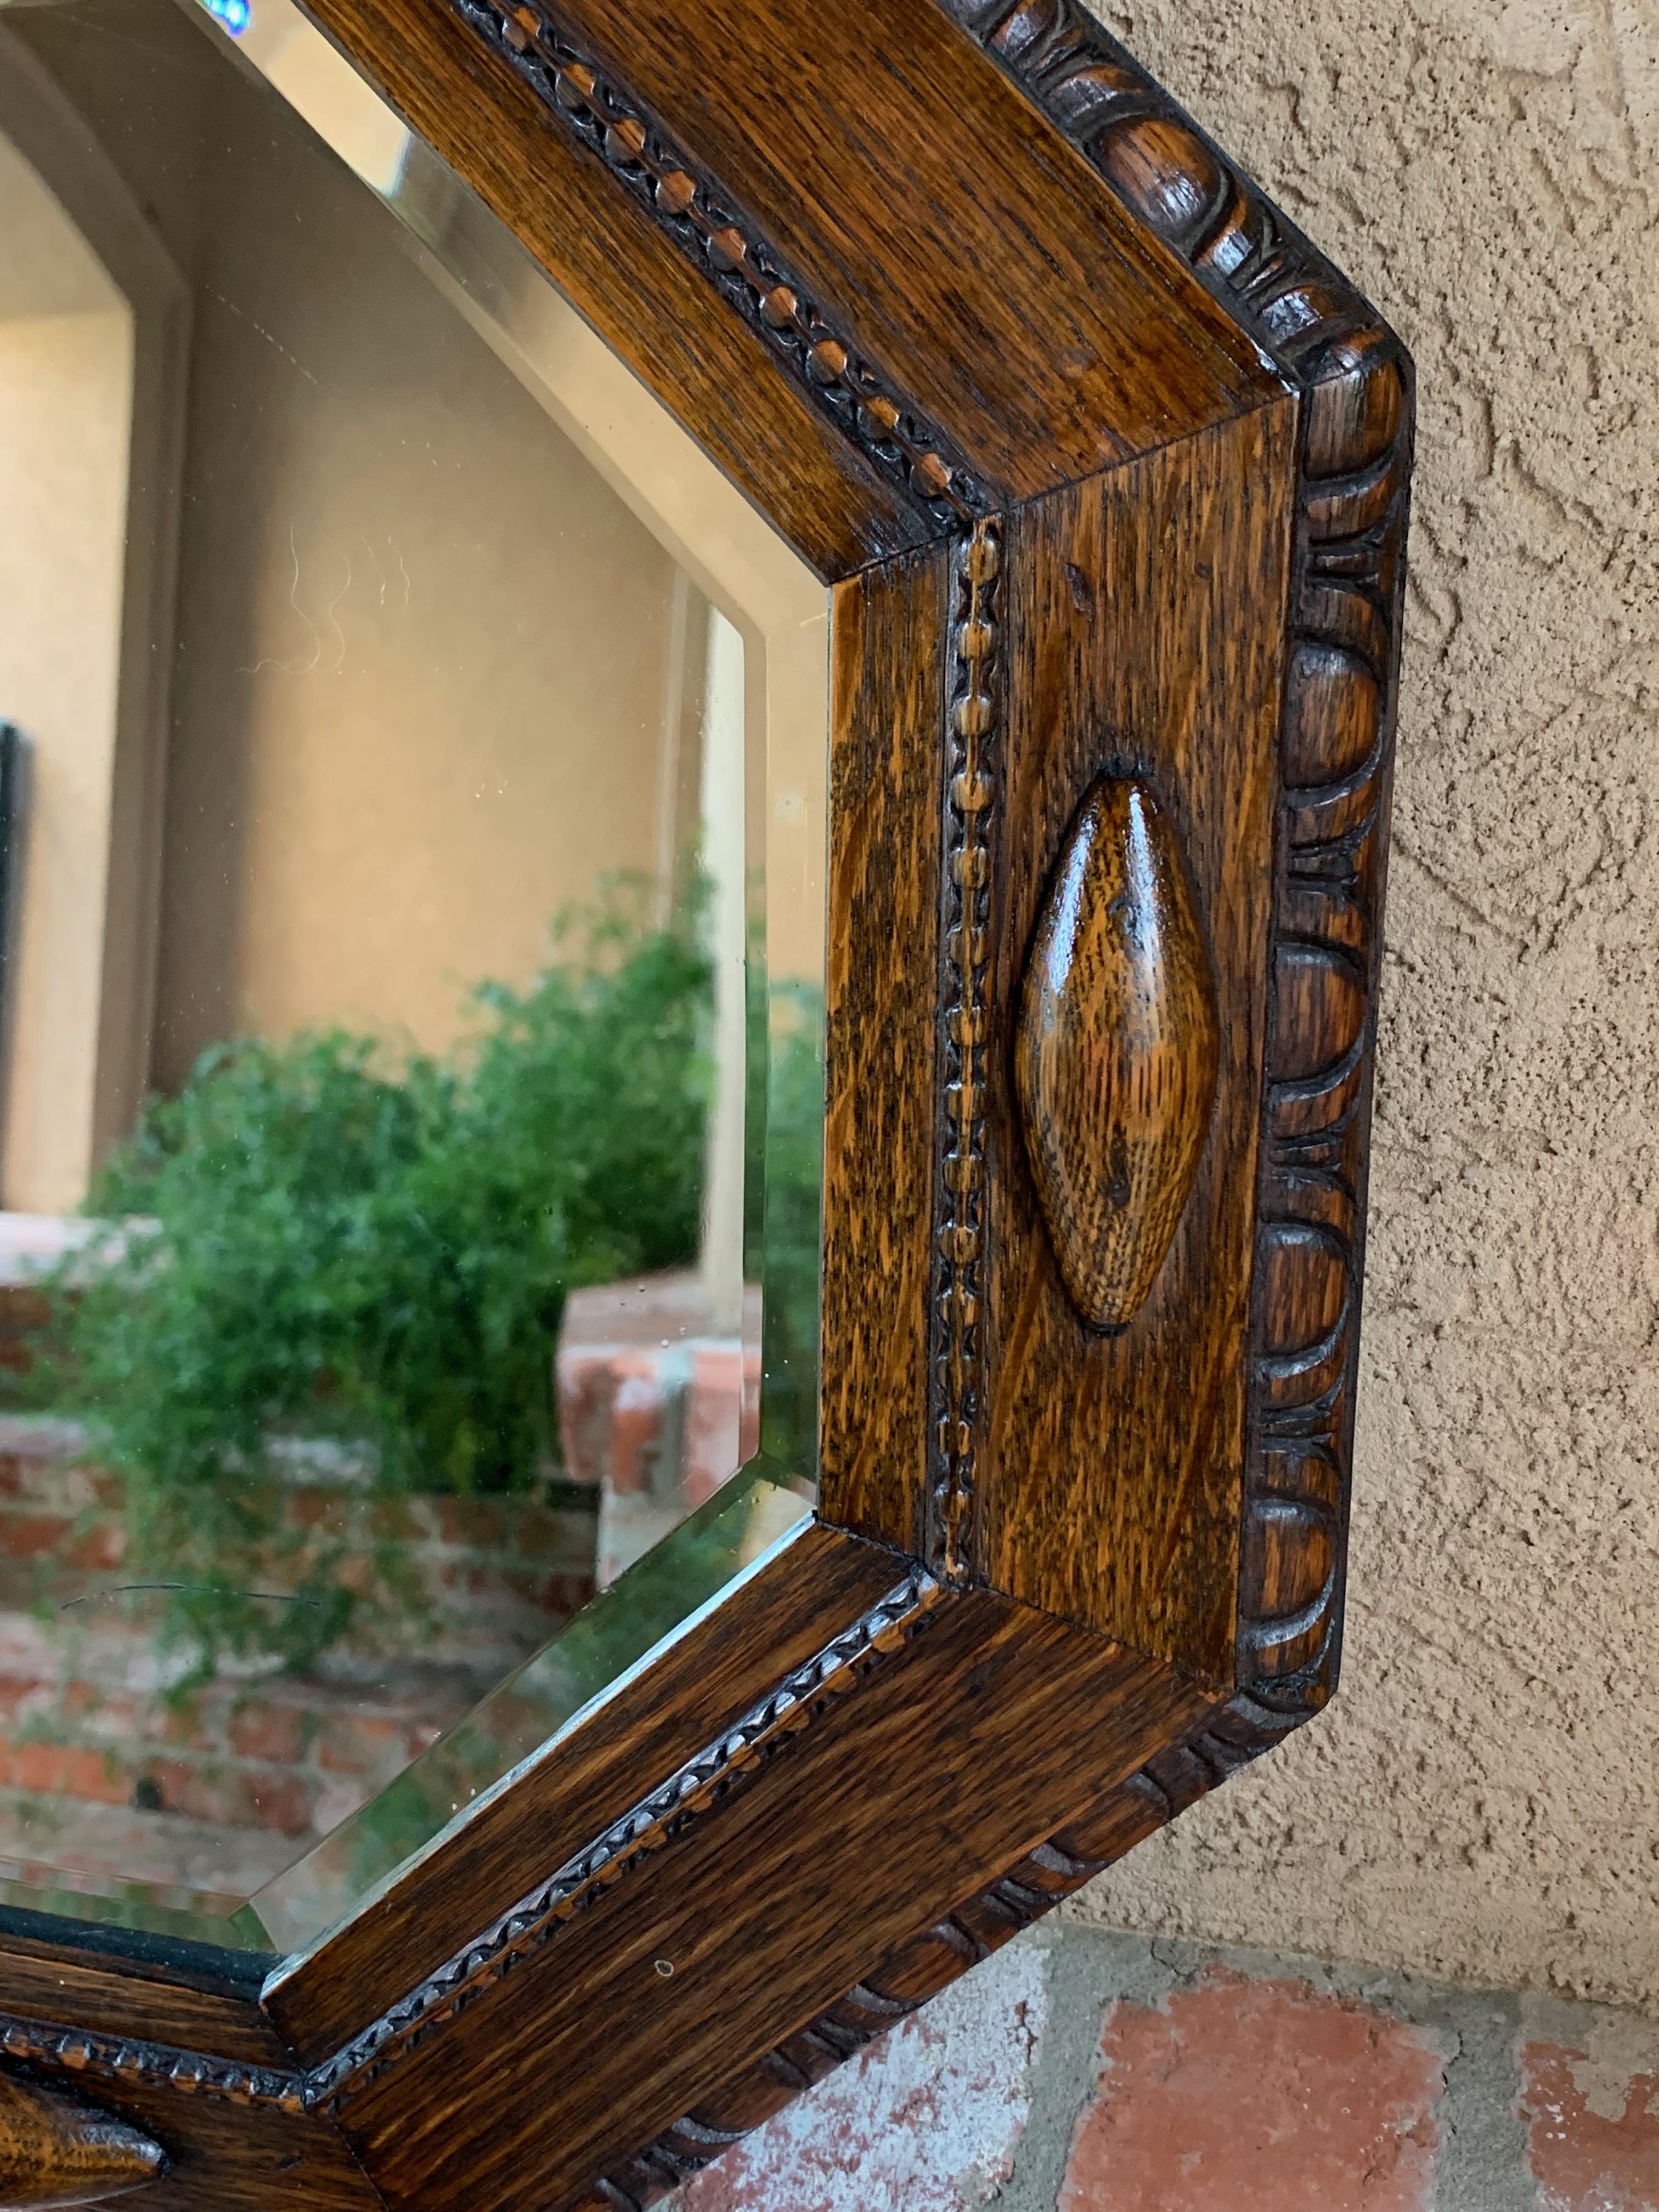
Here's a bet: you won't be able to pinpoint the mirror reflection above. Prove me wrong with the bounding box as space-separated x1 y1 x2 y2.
0 0 827 1943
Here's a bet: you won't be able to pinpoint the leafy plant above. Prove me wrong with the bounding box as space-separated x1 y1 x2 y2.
758 980 826 1476
26 882 715 1678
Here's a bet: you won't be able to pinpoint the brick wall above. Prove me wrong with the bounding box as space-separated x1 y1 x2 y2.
555 1272 760 1587
0 1423 598 1900
0 1271 756 1909
662 1926 1659 2211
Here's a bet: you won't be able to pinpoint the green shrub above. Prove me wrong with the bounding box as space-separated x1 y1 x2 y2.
29 883 716 1677
758 980 827 1475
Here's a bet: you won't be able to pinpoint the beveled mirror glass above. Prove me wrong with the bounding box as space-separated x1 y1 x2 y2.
0 0 828 1950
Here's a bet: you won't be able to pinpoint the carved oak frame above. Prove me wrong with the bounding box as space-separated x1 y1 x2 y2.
0 0 1412 2204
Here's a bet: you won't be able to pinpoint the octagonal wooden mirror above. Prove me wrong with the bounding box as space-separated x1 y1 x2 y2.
0 0 1410 2198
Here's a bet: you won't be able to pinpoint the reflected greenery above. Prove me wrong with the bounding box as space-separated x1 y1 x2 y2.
245 1468 811 1956
21 885 714 1678
14 882 826 1690
759 979 826 1476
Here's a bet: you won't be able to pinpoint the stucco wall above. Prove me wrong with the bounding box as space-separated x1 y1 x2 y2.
1069 0 1659 2013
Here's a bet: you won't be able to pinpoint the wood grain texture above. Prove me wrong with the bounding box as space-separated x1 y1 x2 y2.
572 1713 1250 2207
935 0 1413 1719
0 2068 164 2208
933 0 1400 399
445 0 989 529
983 402 1298 1675
469 0 1281 501
548 185 1418 2212
1015 775 1221 1332
590 1609 1410 2212
0 1957 379 2212
817 551 947 1555
302 1568 945 2118
0 2 1415 2204
294 0 919 579
0 2030 375 2212
264 1523 909 2066
925 522 1003 1581
0 1942 281 2072
318 1580 1218 2212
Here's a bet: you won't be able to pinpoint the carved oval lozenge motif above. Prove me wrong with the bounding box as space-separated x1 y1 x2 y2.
1016 776 1220 1331
0 2069 166 2208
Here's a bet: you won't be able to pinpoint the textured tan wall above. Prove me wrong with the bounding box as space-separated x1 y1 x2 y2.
1071 0 1659 2012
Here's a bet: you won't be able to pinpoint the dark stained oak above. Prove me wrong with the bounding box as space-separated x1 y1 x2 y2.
569 195 1415 2208
318 1573 1221 2212
924 521 1005 1582
456 0 1281 504
263 1523 910 2064
1238 340 1411 1718
0 1937 283 2070
0 1935 381 2211
1015 775 1221 1333
0 2054 375 2212
295 0 926 580
0 2069 165 2208
925 0 1414 1714
931 0 1412 1717
817 552 947 1556
982 404 1298 1675
0 0 1412 2194
575 1717 1243 2207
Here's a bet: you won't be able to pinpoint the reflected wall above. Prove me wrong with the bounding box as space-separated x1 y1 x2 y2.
0 0 828 1945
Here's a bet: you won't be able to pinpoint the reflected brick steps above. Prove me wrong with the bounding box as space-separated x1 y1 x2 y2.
555 1271 758 1587
0 1663 477 1900
0 1268 752 1902
0 1423 597 1895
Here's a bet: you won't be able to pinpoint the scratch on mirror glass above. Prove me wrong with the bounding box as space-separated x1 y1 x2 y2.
238 530 336 674
362 535 411 608
360 533 387 607
241 532 411 674
321 552 353 672
240 527 321 675
62 1584 324 1610
203 286 317 385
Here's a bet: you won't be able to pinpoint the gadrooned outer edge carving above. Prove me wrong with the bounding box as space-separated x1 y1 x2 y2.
935 0 1414 1735
220 10 1403 2194
444 0 1408 1723
575 1712 1256 2211
309 17 1397 2192
581 422 1416 2200
448 0 990 530
1243 289 1409 1732
934 0 1398 390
